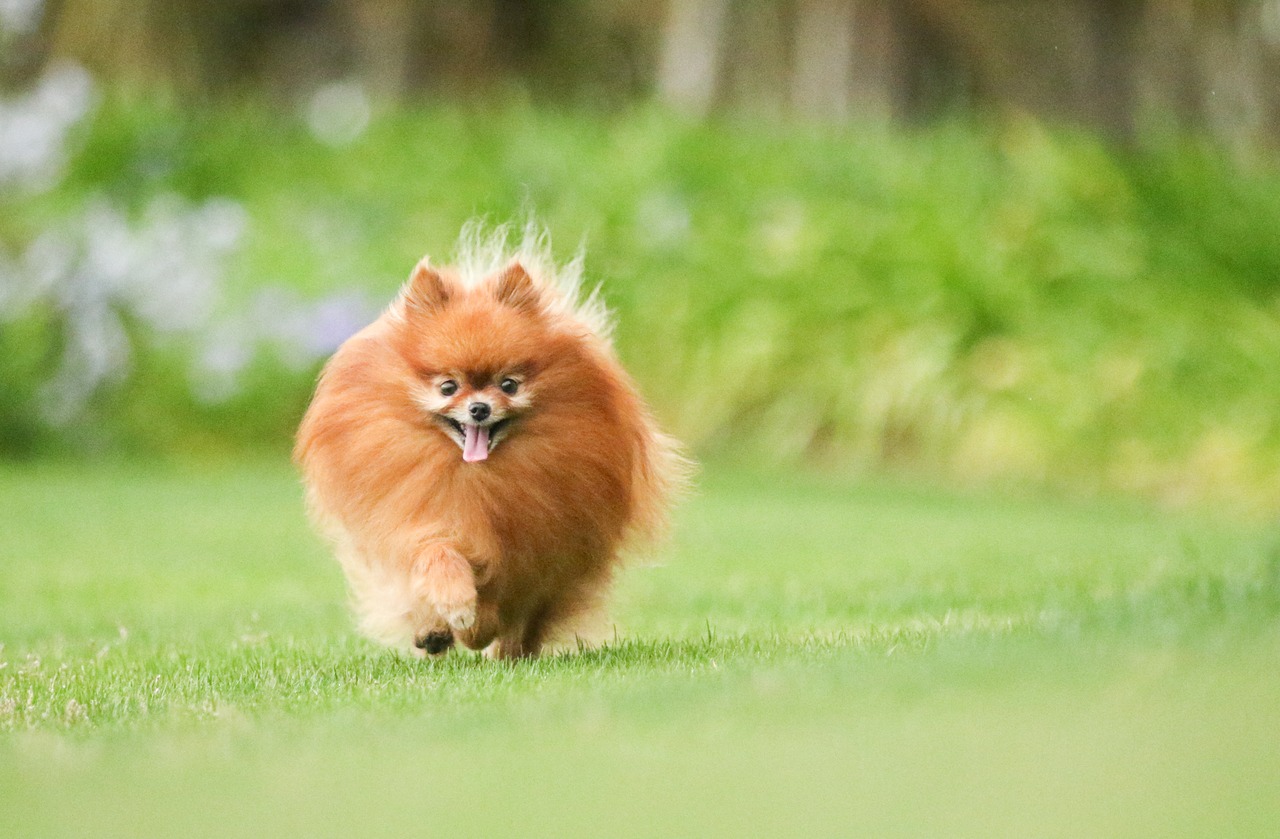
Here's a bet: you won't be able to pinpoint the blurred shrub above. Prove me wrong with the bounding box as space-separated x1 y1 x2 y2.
0 75 378 456
2 90 1280 511
0 191 376 456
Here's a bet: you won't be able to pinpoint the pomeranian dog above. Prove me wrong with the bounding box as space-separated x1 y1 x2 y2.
295 227 687 659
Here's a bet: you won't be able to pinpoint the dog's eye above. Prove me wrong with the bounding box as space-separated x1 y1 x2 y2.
499 378 519 395
439 380 458 396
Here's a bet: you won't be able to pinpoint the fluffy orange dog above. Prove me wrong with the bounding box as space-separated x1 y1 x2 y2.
295 229 686 659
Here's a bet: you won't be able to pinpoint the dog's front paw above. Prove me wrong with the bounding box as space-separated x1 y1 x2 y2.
436 594 476 632
423 569 477 631
412 542 479 633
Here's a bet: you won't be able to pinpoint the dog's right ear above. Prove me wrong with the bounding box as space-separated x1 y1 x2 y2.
403 257 451 315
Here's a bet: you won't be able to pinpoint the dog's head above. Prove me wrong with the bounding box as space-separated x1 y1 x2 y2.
393 258 566 462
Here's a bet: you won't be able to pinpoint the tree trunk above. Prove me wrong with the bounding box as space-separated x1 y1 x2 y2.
349 0 415 99
1086 0 1145 144
792 0 855 119
656 0 729 115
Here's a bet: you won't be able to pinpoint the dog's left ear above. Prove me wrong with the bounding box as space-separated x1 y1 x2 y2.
493 260 540 313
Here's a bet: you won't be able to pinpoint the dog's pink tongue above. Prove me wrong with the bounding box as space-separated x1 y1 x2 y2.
462 423 490 462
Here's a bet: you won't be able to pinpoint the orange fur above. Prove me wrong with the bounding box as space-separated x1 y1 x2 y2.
295 250 687 659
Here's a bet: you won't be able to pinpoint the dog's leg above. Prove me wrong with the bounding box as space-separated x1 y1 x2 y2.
487 625 532 660
530 572 612 655
486 637 527 660
486 608 550 661
409 541 477 633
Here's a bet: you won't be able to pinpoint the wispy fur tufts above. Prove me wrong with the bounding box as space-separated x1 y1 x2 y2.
427 220 614 341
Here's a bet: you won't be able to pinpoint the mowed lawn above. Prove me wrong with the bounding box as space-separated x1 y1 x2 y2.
1 461 1278 838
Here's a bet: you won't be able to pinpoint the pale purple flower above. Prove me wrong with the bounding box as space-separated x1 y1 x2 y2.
6 194 248 421
189 285 377 401
305 291 378 355
0 62 94 192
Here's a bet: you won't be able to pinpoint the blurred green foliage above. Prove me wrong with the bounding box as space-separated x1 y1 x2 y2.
3 95 1280 510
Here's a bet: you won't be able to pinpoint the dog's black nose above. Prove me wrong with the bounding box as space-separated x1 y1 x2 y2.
469 402 491 422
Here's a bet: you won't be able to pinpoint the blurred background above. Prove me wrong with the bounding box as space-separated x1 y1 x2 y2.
2 0 1279 512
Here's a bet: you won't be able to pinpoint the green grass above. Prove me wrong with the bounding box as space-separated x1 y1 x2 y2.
2 461 1278 837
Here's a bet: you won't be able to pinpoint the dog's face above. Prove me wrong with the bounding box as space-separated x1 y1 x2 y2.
395 259 559 462
414 367 534 461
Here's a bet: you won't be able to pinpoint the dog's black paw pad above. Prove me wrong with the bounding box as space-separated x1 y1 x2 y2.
415 630 455 655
